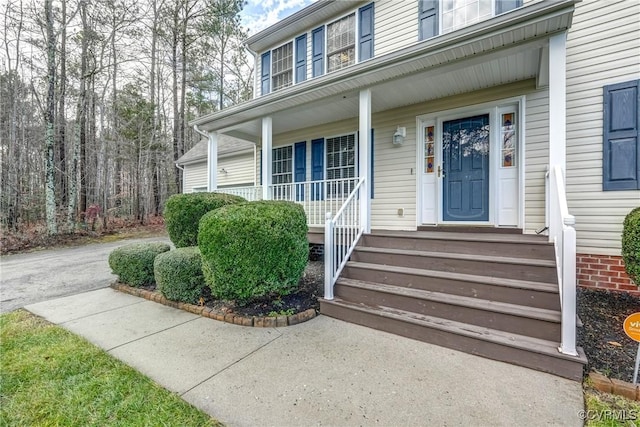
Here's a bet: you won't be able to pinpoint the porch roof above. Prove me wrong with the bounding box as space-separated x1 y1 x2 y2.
191 0 577 140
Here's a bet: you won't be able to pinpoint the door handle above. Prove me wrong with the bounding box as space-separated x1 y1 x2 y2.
438 166 445 177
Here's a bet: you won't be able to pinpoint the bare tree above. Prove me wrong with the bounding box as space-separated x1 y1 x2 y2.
44 0 57 234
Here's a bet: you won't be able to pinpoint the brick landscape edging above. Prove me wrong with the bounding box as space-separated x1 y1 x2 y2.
110 283 317 327
588 372 639 401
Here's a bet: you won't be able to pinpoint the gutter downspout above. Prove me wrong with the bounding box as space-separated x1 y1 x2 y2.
244 43 260 189
245 42 259 100
175 163 185 193
193 124 217 192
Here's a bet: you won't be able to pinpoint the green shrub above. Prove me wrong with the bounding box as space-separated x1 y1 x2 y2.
198 200 309 303
164 192 246 248
154 247 205 304
622 206 640 285
109 242 170 287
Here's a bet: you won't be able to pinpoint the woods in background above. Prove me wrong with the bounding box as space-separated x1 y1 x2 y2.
0 0 253 235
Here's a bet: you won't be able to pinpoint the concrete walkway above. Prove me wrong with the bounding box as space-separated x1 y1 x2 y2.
25 288 584 427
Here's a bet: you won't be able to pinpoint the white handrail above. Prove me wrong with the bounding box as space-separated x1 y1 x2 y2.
324 177 365 300
547 165 578 356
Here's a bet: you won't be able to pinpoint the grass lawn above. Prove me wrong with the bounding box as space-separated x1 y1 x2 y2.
0 310 221 426
583 385 640 427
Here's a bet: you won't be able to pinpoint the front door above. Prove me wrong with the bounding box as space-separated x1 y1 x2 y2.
442 114 490 222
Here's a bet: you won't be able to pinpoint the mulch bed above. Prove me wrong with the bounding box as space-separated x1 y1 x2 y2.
577 287 640 383
139 260 324 318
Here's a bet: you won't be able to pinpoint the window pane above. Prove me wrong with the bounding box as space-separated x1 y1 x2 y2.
272 42 293 92
272 146 293 184
327 13 355 72
326 134 356 197
443 0 494 33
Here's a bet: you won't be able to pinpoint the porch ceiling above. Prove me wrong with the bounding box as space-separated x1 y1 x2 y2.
193 0 576 142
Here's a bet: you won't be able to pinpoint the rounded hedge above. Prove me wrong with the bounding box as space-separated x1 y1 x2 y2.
164 192 246 248
154 247 205 304
108 242 170 287
622 206 640 285
198 200 309 303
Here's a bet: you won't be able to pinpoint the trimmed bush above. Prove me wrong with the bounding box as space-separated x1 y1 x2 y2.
622 206 640 285
164 192 246 248
109 242 170 287
154 247 205 304
198 200 309 303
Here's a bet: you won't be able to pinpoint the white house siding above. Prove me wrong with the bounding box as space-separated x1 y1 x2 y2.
374 0 418 57
523 89 549 235
217 152 256 188
566 0 640 256
183 161 208 193
182 153 255 193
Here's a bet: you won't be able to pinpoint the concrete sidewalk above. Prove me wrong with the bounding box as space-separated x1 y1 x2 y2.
25 288 584 427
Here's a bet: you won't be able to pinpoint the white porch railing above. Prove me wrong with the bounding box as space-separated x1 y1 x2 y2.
213 186 263 201
269 178 360 227
323 177 365 300
546 165 578 356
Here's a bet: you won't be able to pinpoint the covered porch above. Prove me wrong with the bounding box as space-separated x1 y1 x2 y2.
191 0 583 371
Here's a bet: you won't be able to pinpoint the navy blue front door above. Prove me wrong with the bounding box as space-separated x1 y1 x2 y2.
443 114 490 221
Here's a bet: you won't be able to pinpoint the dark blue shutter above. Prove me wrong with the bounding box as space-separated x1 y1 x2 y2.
358 3 374 62
294 141 306 201
311 138 324 200
496 0 522 15
311 26 324 78
418 0 438 40
603 79 640 191
261 52 270 95
295 34 307 83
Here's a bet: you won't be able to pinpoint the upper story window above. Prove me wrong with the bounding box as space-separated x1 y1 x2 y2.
260 3 374 96
442 0 492 33
272 42 293 92
327 13 356 73
419 0 522 41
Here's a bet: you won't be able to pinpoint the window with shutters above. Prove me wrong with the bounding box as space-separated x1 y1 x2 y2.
272 146 293 185
603 79 640 191
326 133 356 197
258 3 374 93
327 13 356 73
419 0 522 40
272 42 293 92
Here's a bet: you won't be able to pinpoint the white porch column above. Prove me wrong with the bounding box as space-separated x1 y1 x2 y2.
207 131 218 191
359 89 371 234
261 116 273 200
549 32 567 171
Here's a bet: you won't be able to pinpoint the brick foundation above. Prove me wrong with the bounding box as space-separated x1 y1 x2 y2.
309 243 324 261
576 254 639 295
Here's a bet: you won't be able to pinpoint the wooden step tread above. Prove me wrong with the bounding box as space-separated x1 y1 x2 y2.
346 261 559 293
323 298 587 364
355 246 556 267
335 278 562 323
370 230 551 245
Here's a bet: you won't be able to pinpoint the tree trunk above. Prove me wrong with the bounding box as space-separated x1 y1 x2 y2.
44 0 57 235
171 2 180 194
56 0 67 208
67 1 88 231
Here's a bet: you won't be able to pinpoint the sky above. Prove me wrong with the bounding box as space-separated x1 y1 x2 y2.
241 0 316 35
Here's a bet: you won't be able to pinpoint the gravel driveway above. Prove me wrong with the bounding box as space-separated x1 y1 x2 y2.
0 237 171 313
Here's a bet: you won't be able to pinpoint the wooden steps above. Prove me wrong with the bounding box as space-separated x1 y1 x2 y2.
320 228 587 380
